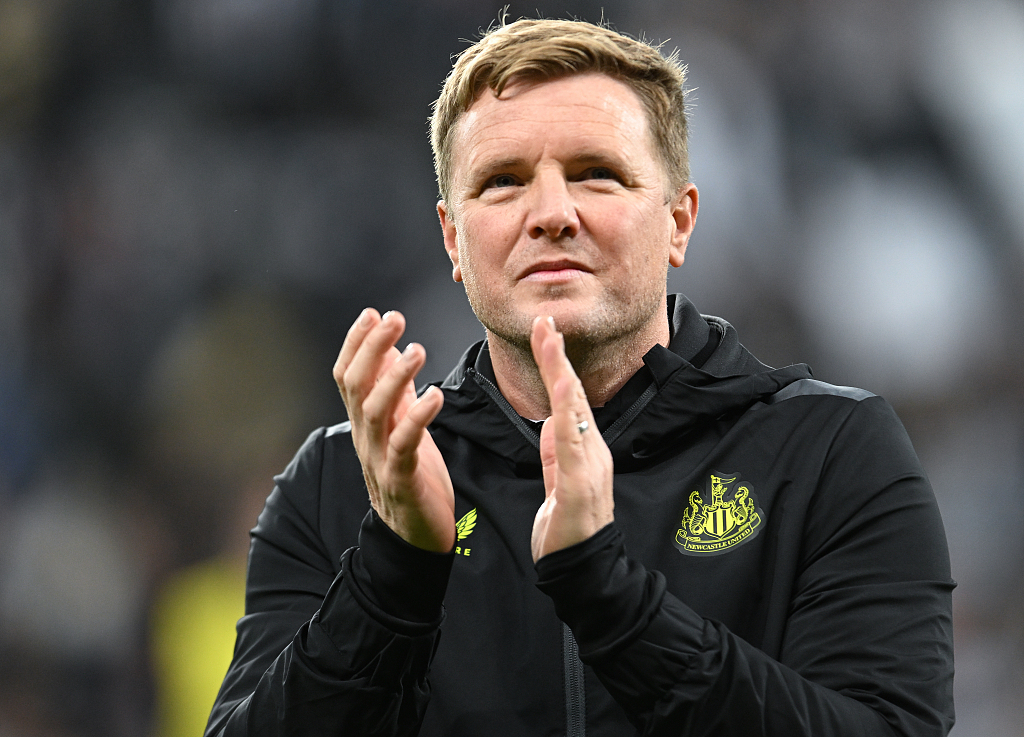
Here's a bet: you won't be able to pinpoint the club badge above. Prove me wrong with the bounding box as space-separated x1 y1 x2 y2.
675 473 763 556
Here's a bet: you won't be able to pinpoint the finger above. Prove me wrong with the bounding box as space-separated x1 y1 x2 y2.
530 316 563 392
531 496 554 562
539 416 558 498
334 308 380 388
529 315 550 367
532 318 588 415
550 373 591 476
531 319 596 460
386 385 445 474
539 329 591 416
362 342 427 441
341 310 407 408
377 345 403 383
540 329 585 398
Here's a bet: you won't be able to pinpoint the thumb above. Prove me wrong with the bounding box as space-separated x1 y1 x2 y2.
540 416 557 498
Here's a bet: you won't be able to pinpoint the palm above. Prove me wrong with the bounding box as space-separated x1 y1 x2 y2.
408 429 456 549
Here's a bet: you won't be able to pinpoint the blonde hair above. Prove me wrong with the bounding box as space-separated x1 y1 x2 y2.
430 18 690 203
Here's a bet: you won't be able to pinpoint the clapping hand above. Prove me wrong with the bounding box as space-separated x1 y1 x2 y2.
529 316 615 562
333 309 455 553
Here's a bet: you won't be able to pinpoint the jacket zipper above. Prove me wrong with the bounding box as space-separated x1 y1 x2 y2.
473 367 588 735
563 623 586 737
469 368 541 447
601 382 658 447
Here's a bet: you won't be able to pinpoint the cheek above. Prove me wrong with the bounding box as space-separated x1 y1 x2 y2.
461 211 518 265
456 233 497 283
595 201 669 258
455 239 479 281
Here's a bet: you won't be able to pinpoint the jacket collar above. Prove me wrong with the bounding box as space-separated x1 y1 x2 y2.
429 295 811 469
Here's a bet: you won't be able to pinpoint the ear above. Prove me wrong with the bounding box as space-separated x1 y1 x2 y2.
437 200 462 282
668 184 699 268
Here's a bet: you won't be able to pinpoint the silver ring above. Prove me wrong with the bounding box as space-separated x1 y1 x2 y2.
576 420 590 434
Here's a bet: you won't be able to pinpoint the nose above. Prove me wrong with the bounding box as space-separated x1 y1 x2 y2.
525 170 580 240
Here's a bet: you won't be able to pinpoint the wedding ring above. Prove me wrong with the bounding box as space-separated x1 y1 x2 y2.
577 420 590 434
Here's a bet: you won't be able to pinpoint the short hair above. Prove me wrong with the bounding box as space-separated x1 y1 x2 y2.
430 18 690 204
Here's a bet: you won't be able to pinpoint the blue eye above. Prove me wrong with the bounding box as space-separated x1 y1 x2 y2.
590 168 613 179
492 175 517 188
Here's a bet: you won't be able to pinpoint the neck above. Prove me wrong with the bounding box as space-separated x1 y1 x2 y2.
486 316 670 420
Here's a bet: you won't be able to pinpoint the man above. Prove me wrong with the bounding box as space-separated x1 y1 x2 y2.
207 18 954 737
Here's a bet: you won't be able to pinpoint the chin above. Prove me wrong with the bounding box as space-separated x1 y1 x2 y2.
524 295 594 325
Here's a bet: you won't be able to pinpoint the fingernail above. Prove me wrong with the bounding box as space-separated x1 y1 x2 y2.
358 309 371 327
382 310 395 322
546 316 555 329
401 343 416 361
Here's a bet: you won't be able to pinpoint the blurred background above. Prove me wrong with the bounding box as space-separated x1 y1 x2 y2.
0 0 1021 734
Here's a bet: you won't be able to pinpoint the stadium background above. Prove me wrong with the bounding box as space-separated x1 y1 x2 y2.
0 0 1022 734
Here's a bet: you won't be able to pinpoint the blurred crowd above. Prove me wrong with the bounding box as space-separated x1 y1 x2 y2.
0 0 1021 735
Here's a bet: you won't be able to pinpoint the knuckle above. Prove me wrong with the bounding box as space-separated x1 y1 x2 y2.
386 356 409 382
342 365 361 393
361 401 385 429
386 433 405 457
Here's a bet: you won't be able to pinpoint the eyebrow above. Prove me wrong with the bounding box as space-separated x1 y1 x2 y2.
471 157 527 178
566 151 631 170
469 151 633 179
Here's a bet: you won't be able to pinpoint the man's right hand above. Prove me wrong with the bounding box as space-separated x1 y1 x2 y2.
333 308 455 553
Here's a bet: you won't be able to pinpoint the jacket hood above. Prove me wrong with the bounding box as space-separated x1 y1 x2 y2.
429 295 811 470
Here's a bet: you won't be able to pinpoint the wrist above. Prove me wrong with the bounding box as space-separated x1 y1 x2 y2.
349 509 455 626
377 505 454 553
535 523 666 661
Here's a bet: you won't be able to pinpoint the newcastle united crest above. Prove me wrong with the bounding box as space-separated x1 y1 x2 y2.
675 473 764 556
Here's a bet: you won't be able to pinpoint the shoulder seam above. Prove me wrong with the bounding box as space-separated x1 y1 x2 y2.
767 378 876 405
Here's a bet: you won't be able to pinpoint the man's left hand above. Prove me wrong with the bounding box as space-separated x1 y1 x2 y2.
530 316 615 562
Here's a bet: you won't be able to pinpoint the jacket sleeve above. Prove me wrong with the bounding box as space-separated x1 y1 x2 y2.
205 428 454 737
536 396 955 737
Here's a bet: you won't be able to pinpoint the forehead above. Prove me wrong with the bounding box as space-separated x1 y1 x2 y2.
450 73 657 176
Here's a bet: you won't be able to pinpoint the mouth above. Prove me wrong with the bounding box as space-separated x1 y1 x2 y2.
518 260 591 283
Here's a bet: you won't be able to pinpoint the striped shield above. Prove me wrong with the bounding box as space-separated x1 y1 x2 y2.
703 506 735 538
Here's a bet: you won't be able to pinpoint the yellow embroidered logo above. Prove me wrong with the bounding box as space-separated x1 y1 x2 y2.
674 473 763 557
454 508 477 557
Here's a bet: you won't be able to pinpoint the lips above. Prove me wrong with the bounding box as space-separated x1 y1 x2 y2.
518 259 591 280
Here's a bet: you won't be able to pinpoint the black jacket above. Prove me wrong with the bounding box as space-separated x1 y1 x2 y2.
207 295 955 737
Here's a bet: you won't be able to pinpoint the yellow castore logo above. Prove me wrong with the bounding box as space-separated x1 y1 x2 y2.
454 508 476 557
675 473 763 556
